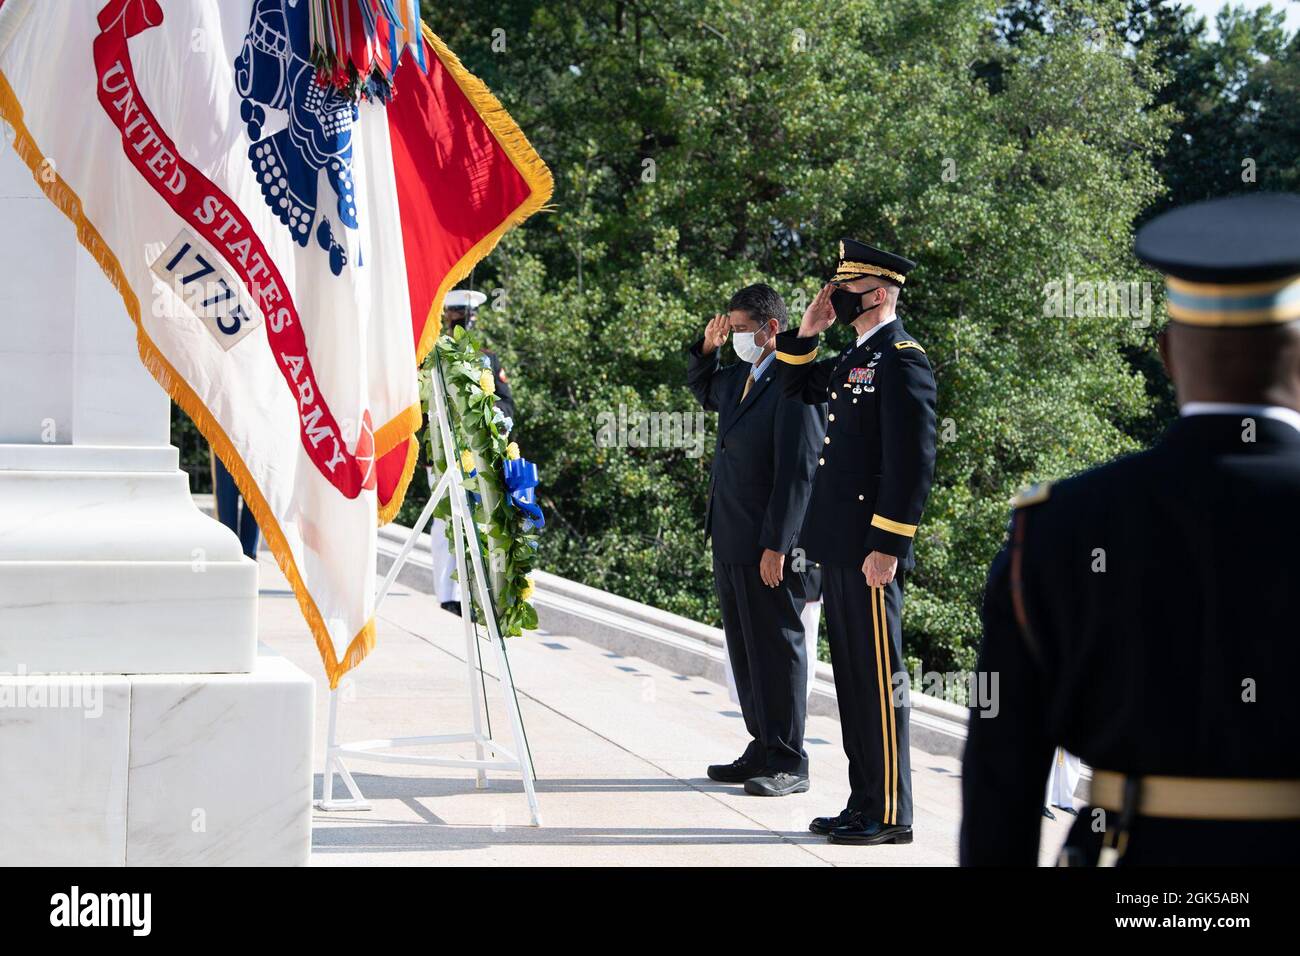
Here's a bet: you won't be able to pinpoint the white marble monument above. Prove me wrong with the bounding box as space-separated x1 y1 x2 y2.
0 142 313 865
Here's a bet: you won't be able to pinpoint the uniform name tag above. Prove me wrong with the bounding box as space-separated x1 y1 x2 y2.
848 367 874 385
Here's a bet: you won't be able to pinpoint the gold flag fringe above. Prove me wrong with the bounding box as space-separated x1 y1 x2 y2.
0 68 371 689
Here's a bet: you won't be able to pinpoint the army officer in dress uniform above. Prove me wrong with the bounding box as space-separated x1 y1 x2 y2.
776 240 938 845
687 284 826 796
961 193 1300 866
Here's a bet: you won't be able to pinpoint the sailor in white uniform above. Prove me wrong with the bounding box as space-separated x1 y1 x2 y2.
1042 747 1082 820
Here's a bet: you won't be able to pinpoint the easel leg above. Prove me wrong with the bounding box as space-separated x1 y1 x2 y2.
448 487 489 788
493 635 542 827
316 687 371 811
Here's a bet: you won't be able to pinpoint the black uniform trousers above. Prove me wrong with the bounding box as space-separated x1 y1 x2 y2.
823 566 912 826
713 556 809 775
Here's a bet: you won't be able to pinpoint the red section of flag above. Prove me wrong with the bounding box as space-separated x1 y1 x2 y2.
375 437 415 514
374 31 544 517
387 36 533 357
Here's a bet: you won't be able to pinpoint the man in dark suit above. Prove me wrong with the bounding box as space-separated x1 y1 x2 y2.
687 283 826 796
962 193 1300 865
776 240 937 846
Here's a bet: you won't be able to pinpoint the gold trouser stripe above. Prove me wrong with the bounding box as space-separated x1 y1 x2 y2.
872 514 918 537
871 586 893 826
1090 771 1300 820
879 588 899 825
775 347 818 366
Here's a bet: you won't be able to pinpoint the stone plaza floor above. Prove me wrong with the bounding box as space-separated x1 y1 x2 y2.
254 553 1074 866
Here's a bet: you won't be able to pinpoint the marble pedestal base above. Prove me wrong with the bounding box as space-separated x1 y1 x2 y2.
0 647 313 866
0 444 258 674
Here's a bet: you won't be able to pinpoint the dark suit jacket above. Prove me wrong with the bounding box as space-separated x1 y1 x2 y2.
686 339 826 565
962 414 1300 865
776 321 937 569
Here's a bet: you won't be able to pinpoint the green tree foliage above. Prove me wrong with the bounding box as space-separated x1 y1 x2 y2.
408 0 1172 671
1125 0 1293 213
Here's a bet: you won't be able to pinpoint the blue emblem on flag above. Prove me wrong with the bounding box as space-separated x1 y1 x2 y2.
234 0 358 276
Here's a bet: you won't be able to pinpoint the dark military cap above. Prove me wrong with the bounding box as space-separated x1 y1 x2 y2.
1135 193 1300 326
830 238 917 286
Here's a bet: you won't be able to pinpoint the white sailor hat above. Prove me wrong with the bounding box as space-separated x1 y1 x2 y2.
444 289 488 311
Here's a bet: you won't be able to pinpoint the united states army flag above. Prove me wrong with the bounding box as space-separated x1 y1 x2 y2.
0 0 550 685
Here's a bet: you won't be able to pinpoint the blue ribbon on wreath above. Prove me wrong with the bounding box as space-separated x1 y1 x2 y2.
503 458 545 532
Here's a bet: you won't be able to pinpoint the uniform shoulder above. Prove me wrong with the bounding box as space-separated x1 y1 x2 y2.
1010 481 1052 510
1011 448 1160 517
885 324 930 363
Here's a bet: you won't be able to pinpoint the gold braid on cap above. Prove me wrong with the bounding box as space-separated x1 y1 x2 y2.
836 261 906 284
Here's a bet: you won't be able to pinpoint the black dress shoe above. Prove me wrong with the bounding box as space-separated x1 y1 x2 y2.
1041 806 1057 820
744 772 810 797
809 808 860 835
828 819 913 846
440 601 462 617
707 759 762 783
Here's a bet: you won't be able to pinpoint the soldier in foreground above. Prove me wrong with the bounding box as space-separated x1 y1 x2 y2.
961 194 1300 865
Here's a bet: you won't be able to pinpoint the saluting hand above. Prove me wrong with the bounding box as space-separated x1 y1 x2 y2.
701 313 729 355
760 548 785 588
862 550 897 588
798 284 835 338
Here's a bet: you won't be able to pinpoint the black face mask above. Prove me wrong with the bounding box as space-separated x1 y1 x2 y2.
830 287 880 324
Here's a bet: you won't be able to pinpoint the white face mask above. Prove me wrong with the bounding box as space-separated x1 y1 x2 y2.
732 326 769 364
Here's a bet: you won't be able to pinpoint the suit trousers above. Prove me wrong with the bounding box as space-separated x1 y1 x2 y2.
823 567 912 826
712 557 809 774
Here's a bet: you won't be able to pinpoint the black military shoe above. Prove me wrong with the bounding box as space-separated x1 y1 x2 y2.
707 758 762 783
744 772 810 797
829 818 913 846
440 601 462 617
809 808 860 835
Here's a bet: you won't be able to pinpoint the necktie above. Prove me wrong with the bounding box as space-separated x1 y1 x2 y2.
741 374 754 403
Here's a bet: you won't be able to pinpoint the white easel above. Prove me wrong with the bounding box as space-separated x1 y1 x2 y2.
316 353 542 826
